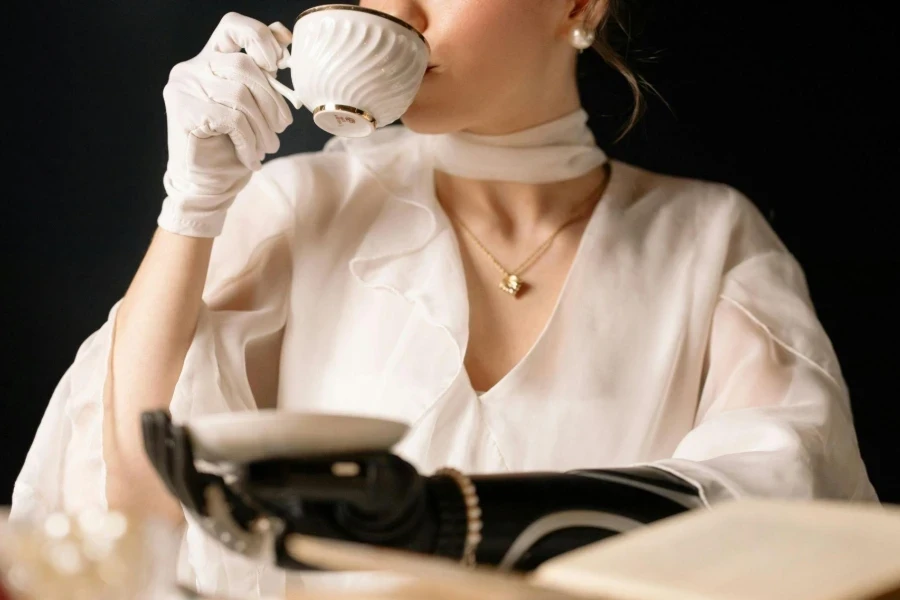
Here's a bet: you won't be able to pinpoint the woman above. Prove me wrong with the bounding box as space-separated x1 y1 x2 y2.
12 0 876 595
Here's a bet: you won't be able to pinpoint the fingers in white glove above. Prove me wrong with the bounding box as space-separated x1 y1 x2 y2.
203 103 262 172
166 90 263 172
206 12 286 73
208 52 293 146
268 21 294 69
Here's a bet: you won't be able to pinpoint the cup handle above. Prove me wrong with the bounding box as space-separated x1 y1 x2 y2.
266 71 303 111
266 22 303 110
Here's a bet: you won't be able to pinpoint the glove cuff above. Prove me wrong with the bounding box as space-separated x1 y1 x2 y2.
157 169 252 237
157 196 229 238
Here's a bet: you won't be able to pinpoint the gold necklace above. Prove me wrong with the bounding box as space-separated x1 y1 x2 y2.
447 180 605 297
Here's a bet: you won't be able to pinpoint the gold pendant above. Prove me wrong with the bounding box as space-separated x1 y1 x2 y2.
499 274 524 296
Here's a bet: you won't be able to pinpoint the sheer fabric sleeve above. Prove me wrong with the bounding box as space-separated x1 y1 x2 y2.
650 195 877 505
10 162 299 594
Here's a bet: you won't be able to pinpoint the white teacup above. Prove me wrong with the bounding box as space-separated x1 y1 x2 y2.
267 4 431 138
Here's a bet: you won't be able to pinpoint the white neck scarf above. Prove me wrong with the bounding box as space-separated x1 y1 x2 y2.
419 108 607 184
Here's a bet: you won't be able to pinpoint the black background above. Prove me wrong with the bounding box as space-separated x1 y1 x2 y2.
4 2 897 505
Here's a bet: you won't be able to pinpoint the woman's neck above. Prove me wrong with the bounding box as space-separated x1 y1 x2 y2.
434 166 609 238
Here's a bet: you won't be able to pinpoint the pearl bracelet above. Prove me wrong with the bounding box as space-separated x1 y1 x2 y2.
435 467 482 567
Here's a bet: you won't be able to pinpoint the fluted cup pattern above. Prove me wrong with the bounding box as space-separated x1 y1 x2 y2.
290 9 429 129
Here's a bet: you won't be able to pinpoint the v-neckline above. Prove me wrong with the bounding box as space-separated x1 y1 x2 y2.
444 161 625 401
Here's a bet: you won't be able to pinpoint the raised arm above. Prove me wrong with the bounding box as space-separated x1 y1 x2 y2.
103 14 294 522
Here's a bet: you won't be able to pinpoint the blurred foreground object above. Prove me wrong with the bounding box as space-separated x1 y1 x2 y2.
281 534 583 600
4 500 898 599
532 499 900 600
0 507 180 599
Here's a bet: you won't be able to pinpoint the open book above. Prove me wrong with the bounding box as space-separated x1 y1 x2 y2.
532 499 900 600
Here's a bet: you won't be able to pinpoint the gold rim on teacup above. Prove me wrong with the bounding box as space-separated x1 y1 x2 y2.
295 4 430 50
311 104 378 127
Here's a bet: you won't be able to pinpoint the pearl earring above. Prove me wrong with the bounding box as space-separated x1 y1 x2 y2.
569 24 596 51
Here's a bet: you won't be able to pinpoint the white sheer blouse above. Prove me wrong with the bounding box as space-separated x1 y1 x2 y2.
11 125 877 596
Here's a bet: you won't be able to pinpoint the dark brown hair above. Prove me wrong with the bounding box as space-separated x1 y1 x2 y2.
588 0 657 140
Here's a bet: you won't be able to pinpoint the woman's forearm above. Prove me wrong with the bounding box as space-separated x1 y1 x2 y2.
104 228 214 522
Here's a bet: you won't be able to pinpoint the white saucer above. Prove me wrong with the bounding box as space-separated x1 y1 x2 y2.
186 410 410 463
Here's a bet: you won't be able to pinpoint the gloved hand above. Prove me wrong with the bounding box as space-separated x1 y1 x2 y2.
158 13 294 237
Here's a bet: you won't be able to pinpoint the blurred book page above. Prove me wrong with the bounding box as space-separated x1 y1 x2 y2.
533 500 900 600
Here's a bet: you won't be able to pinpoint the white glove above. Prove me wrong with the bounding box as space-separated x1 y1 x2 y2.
158 13 294 237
